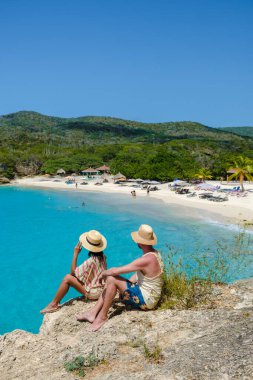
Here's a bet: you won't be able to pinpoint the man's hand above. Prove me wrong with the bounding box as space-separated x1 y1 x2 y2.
74 242 82 255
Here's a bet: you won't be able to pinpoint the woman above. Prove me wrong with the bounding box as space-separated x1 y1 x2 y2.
40 230 107 314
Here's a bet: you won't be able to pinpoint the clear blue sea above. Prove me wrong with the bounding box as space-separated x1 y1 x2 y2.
0 186 252 335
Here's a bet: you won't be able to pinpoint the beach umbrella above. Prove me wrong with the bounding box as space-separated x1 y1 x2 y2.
56 168 66 176
113 172 126 181
149 180 160 185
196 183 216 190
173 179 187 185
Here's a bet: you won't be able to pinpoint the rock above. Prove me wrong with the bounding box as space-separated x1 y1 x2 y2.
0 279 253 379
0 177 10 184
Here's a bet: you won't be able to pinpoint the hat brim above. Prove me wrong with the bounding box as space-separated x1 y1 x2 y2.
131 231 157 245
79 232 107 253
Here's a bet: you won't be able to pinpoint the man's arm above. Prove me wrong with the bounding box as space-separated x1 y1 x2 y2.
99 256 150 281
129 273 137 283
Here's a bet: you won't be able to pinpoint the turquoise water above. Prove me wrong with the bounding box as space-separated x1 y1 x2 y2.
0 186 252 335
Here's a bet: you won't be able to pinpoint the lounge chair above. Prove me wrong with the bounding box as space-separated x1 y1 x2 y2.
187 192 197 197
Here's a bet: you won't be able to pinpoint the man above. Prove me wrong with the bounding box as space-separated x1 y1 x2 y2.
77 224 164 332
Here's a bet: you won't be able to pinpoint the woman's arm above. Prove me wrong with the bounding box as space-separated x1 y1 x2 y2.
70 242 82 275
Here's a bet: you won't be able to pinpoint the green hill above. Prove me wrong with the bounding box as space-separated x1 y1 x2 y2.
220 126 253 138
0 111 253 180
0 111 249 144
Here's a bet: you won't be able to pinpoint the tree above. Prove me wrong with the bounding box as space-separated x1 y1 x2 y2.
194 168 212 182
228 156 253 191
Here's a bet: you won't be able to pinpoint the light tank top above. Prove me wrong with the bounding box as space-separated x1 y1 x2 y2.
137 251 164 309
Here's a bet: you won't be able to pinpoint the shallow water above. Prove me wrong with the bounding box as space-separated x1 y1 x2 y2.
0 186 252 334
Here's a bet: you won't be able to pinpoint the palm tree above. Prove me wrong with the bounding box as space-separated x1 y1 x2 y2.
228 156 253 191
194 168 212 182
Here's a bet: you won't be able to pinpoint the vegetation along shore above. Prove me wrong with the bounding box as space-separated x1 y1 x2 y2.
0 111 253 181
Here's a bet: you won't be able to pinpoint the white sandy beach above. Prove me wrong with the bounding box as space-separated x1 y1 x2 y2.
11 176 253 229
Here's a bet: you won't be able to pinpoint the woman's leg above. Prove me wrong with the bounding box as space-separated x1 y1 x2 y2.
77 275 127 324
40 274 86 314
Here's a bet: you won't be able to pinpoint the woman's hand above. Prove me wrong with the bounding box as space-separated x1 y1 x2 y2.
74 242 82 255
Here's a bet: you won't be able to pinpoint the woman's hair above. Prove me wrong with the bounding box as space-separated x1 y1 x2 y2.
88 251 104 259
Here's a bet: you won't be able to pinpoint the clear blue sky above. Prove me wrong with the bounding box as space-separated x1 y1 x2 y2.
0 0 252 126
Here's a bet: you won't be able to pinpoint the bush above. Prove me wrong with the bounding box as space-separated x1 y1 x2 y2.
143 342 163 363
64 352 101 377
159 228 253 310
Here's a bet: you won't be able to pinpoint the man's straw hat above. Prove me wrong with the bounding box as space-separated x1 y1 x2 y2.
79 230 107 252
131 224 157 245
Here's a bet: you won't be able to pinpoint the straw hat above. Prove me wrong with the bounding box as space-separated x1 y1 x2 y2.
79 230 107 252
131 224 157 245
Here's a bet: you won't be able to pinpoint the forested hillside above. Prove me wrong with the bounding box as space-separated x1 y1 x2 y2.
220 126 253 138
0 111 253 180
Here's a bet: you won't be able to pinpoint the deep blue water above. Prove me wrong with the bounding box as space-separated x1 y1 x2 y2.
0 186 252 335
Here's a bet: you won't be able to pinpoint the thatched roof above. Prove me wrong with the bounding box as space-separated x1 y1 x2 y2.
81 167 99 173
96 165 110 172
56 168 66 174
114 172 126 180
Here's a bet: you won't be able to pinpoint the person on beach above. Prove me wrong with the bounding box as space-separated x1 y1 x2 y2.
40 230 107 314
76 224 164 332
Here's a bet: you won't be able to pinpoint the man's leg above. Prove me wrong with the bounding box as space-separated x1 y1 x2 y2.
89 275 127 332
77 275 127 323
40 274 86 314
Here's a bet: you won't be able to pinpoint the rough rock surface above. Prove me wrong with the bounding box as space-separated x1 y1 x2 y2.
0 177 10 184
1 279 253 380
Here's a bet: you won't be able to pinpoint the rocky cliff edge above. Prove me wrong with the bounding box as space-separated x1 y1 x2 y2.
0 279 253 380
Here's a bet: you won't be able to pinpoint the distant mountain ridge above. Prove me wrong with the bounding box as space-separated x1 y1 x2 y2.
220 126 253 138
0 110 250 144
1 111 253 180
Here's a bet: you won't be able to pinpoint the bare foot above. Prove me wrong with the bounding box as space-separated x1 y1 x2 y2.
40 303 60 314
76 311 96 323
89 317 108 332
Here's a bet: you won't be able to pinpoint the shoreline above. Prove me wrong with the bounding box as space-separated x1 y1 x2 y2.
10 176 253 231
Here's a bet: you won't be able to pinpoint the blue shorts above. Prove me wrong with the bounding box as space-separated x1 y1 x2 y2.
121 281 148 310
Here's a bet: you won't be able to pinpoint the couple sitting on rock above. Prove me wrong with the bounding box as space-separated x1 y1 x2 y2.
40 224 164 332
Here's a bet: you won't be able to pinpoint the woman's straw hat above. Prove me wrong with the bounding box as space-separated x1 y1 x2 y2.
131 224 157 245
79 230 107 252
